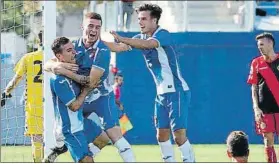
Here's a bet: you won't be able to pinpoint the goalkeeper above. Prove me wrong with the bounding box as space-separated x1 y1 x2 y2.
1 31 44 162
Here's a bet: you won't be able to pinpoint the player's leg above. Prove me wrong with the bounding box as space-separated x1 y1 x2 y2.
263 132 276 162
43 132 68 163
31 134 44 162
83 118 110 157
169 90 195 162
64 131 94 163
155 94 176 162
257 113 277 162
262 113 277 162
94 92 135 162
25 112 44 162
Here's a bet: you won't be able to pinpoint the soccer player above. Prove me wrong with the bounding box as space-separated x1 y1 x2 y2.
247 32 279 163
106 3 195 162
44 12 135 162
1 31 44 162
226 131 249 162
50 36 105 163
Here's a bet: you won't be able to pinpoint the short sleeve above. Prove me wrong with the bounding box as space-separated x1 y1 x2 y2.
13 55 27 76
92 48 110 72
247 59 258 85
148 29 171 47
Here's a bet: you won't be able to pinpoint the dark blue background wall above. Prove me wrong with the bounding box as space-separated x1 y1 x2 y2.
116 31 279 145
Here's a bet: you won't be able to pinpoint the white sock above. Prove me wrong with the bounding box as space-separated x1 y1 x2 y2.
158 140 176 162
179 140 195 162
114 137 135 162
89 143 101 157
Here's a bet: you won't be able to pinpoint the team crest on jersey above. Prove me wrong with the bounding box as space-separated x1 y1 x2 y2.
89 48 99 59
89 49 97 58
260 122 266 130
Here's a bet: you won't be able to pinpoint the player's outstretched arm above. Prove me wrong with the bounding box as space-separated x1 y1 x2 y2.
1 74 23 107
110 30 159 49
68 87 92 112
103 41 131 53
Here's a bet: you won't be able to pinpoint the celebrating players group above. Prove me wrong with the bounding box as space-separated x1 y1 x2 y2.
1 3 278 163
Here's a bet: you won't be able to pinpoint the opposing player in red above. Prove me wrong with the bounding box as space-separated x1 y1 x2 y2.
247 32 279 163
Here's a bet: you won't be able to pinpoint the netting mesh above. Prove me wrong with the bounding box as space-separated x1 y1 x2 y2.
1 0 42 162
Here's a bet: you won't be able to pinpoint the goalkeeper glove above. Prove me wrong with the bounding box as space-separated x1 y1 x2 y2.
1 92 12 107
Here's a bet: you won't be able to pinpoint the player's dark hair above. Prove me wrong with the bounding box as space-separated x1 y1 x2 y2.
227 131 249 157
256 32 275 47
136 3 162 24
38 30 43 47
51 37 70 56
84 12 102 25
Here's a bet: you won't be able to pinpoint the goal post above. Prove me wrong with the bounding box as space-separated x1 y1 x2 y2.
42 1 56 158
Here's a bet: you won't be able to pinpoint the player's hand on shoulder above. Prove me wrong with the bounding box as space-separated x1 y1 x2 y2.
1 92 12 107
254 106 263 122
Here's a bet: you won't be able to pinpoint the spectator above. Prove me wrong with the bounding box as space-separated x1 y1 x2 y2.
119 0 135 31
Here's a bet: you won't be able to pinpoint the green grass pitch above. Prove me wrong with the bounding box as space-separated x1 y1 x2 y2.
1 144 268 162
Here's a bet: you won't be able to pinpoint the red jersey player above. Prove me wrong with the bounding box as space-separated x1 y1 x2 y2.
247 32 279 163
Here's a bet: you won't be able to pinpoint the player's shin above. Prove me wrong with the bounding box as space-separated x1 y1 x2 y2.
114 137 135 162
178 139 195 163
265 146 277 162
158 140 176 162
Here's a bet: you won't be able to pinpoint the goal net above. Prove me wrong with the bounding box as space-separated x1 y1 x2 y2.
1 0 43 162
1 1 118 162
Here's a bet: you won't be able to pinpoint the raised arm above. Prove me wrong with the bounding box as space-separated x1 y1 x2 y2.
103 41 131 52
110 31 159 49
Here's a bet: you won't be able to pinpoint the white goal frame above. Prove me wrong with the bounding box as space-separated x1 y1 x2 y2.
42 1 56 157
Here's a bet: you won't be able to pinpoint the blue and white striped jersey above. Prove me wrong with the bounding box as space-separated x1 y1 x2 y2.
50 75 83 135
72 38 113 99
133 27 189 95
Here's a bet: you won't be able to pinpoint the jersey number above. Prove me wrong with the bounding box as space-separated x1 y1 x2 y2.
33 60 42 83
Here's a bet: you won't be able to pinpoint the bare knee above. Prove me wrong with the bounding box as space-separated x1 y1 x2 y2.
105 126 122 143
157 129 170 142
80 156 94 163
173 129 187 146
263 132 274 147
93 131 110 149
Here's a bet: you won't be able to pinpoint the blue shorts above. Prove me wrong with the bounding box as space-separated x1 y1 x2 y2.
154 90 191 131
63 131 92 162
83 92 119 130
83 118 102 144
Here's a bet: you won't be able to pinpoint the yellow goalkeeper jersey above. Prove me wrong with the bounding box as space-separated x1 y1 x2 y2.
14 50 43 115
